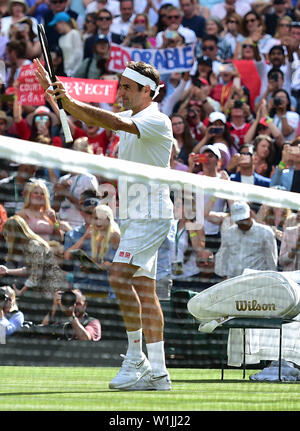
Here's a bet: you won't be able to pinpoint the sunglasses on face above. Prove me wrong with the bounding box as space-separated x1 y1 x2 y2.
97 16 111 21
240 152 252 156
228 20 237 24
135 19 146 24
202 46 215 51
35 115 49 122
242 44 253 48
51 0 66 4
167 15 180 20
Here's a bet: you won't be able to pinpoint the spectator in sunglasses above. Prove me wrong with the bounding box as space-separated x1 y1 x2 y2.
195 35 223 76
84 9 113 58
241 10 275 56
222 13 245 56
155 6 197 48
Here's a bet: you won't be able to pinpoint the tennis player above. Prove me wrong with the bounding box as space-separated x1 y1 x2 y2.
34 59 174 391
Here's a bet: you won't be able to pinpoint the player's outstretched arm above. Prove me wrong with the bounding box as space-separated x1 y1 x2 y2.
33 58 139 136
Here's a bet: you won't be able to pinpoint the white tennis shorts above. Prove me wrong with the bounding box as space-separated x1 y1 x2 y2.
113 218 173 279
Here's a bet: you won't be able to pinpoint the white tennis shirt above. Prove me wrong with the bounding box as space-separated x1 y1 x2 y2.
117 102 174 220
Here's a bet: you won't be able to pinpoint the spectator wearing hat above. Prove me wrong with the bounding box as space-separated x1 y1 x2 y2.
215 201 278 279
188 144 229 253
1 0 38 38
194 111 238 158
13 104 63 147
48 11 83 76
73 34 110 79
43 0 78 50
83 9 113 58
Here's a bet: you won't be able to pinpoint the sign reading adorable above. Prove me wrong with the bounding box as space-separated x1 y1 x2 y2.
108 43 195 74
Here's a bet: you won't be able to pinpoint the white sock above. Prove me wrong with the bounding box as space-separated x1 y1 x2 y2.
126 329 143 360
146 341 168 377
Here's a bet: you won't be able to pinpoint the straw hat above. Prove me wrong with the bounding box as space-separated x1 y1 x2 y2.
8 0 28 14
72 137 94 154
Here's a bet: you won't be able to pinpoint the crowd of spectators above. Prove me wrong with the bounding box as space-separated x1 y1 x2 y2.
0 0 299 340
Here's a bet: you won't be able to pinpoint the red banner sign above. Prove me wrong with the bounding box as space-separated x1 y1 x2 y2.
17 63 118 105
58 76 118 103
18 63 45 106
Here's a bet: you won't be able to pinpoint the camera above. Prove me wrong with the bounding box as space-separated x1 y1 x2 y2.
134 25 145 33
61 291 76 308
209 127 224 135
274 97 282 106
234 100 243 109
0 288 8 304
270 73 278 82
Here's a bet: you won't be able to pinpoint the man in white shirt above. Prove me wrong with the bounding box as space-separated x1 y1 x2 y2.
155 6 197 48
215 201 278 279
34 58 173 391
211 0 251 20
110 0 135 44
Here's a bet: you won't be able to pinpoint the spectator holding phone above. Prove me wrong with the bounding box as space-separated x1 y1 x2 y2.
122 13 156 47
271 139 300 192
0 285 24 341
194 111 238 158
155 6 196 48
268 89 299 141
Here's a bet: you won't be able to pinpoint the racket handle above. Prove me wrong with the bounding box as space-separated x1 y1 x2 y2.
59 108 73 144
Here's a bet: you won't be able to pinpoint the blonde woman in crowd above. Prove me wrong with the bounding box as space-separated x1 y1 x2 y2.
0 215 69 323
17 180 63 242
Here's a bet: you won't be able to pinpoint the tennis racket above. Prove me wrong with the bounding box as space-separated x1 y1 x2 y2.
37 23 73 144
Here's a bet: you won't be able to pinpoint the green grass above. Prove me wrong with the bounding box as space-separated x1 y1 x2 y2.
0 366 299 411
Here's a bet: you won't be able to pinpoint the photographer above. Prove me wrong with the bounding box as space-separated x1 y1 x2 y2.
49 289 101 341
269 89 299 141
271 139 300 193
0 285 24 342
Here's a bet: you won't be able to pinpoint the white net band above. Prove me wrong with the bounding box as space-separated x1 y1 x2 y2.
0 135 299 210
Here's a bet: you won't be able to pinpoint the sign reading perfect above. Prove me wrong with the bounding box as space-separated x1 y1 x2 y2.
58 76 118 103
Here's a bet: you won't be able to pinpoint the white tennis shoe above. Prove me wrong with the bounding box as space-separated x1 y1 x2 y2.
124 373 172 391
109 353 152 390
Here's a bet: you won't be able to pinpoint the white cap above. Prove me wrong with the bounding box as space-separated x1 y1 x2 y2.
200 144 221 159
230 201 251 223
209 111 226 124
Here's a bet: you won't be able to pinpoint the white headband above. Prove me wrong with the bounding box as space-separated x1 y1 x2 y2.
122 67 164 100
